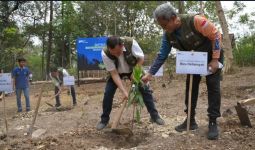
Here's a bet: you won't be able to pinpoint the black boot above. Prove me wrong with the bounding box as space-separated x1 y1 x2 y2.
175 117 198 132
208 121 219 140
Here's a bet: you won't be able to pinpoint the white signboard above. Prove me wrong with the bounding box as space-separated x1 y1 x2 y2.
63 76 75 86
143 65 164 77
0 73 13 92
176 51 208 75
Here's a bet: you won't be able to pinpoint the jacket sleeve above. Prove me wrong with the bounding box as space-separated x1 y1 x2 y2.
193 15 222 59
149 33 172 75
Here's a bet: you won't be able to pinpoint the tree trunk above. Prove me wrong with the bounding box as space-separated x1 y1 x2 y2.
215 1 233 73
199 1 204 15
46 1 53 79
178 1 185 14
61 1 65 67
42 1 48 80
124 2 131 36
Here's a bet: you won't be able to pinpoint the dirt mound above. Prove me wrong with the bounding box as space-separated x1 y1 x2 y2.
1 67 255 149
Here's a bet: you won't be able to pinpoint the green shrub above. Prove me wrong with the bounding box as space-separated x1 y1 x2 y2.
26 55 42 81
233 35 255 66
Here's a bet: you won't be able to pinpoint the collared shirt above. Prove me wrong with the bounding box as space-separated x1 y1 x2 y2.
12 66 31 89
101 39 144 74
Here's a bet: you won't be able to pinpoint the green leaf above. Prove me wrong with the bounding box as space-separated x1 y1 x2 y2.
128 92 135 107
137 92 144 107
133 65 143 84
136 107 141 123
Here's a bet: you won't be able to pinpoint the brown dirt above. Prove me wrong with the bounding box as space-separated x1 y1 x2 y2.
1 66 255 150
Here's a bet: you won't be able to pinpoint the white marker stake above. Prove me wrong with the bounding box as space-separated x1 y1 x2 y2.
176 51 208 133
3 92 9 142
187 74 193 133
70 86 72 108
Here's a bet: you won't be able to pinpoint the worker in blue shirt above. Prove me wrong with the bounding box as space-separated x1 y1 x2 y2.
12 58 32 112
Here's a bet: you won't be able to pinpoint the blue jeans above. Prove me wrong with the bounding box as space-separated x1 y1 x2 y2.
100 74 160 124
16 87 30 111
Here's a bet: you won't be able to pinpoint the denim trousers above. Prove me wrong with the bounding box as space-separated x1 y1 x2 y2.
100 76 160 124
16 87 30 111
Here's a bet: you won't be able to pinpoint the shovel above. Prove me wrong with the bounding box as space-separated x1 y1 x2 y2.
111 100 133 136
27 85 45 135
235 98 255 127
44 87 62 109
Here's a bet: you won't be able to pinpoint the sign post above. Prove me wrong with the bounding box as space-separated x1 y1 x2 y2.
176 51 208 133
0 73 13 142
63 76 75 107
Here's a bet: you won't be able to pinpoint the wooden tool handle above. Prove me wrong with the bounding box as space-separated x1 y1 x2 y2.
0 92 3 100
28 85 44 134
112 101 127 129
187 74 193 132
238 98 255 106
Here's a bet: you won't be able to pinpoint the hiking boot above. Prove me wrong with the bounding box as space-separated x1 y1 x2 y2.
175 118 198 132
150 117 165 125
96 122 108 130
208 121 219 140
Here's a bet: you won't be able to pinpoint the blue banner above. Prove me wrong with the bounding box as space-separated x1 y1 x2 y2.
76 37 107 70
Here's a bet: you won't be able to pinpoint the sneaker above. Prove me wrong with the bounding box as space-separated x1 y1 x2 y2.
96 121 108 130
55 105 62 111
175 118 198 132
208 121 219 140
150 117 165 125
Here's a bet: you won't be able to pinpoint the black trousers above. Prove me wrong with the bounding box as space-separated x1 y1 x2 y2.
184 70 221 121
184 50 224 121
55 85 77 107
100 73 160 123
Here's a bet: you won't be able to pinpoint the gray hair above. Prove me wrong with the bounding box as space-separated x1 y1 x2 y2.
153 2 177 21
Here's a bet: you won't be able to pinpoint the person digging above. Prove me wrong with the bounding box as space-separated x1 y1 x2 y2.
96 36 165 130
49 66 77 109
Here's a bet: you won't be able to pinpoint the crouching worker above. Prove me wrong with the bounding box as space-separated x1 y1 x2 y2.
96 36 165 130
49 66 77 108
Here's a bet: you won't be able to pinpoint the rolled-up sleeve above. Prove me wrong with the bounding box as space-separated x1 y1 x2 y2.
149 33 172 75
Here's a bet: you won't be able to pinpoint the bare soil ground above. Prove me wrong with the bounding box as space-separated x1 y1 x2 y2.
0 66 255 150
